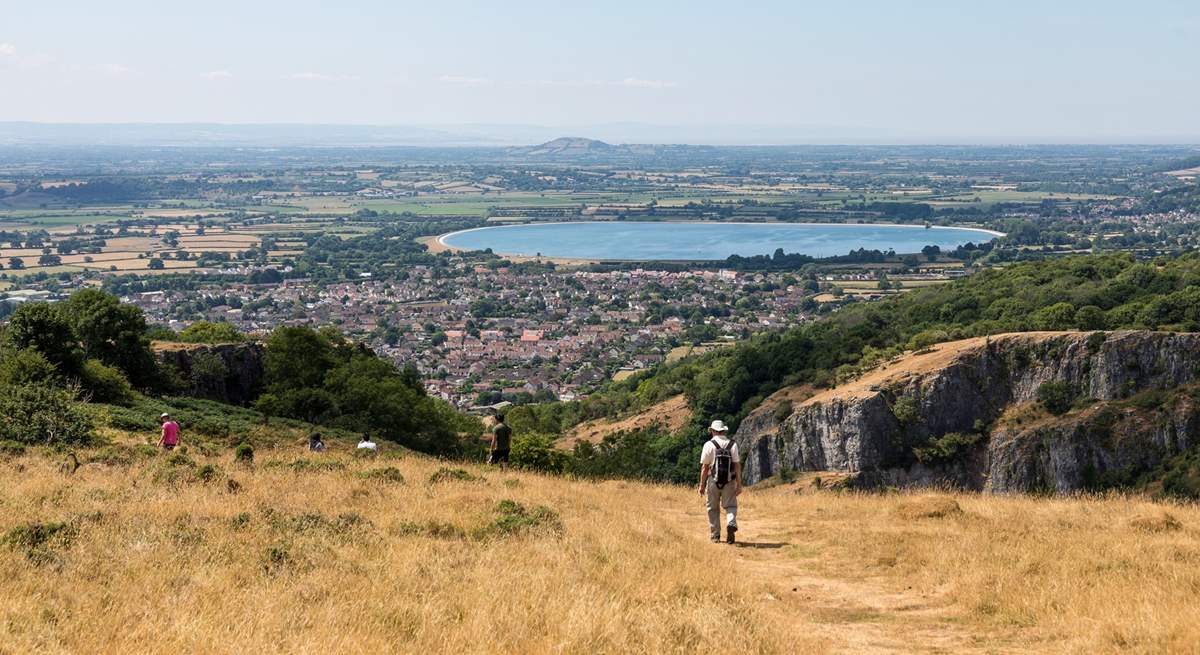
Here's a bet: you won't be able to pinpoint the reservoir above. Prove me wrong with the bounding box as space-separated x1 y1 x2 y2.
440 221 1001 261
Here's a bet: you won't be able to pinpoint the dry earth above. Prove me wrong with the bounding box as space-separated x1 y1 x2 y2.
559 394 693 450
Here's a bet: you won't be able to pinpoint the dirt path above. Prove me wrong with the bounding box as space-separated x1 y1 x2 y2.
668 501 1015 654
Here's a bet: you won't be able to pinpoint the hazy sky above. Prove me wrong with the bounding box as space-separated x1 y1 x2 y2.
1 0 1197 141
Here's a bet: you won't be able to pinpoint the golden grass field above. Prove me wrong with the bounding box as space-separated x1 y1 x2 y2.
2 438 1199 654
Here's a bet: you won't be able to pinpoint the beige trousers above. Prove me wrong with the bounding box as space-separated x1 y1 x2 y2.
705 478 738 538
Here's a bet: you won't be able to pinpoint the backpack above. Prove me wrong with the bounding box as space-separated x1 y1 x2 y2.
711 438 736 488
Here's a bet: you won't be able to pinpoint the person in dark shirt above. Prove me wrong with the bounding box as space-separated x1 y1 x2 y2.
489 414 513 470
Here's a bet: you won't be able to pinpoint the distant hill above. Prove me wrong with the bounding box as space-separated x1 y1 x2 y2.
520 137 616 156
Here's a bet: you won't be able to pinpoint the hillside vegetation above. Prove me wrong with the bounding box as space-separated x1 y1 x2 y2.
508 254 1200 485
2 442 1198 653
0 289 477 458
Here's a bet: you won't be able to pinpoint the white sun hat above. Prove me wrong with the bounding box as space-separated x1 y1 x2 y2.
709 420 729 432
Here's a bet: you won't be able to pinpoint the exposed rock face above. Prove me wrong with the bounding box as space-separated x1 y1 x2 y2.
736 331 1200 493
153 341 265 405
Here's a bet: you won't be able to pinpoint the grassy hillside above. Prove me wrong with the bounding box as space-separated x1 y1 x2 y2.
2 442 1198 653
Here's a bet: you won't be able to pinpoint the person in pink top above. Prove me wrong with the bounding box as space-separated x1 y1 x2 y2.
158 412 180 451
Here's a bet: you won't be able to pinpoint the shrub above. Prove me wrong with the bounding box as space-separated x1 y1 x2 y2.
772 400 794 423
510 433 567 473
1037 381 1074 416
1077 308 1107 331
1127 389 1169 411
87 443 157 466
0 347 58 386
357 467 406 483
0 440 27 458
473 500 562 539
0 384 93 445
152 452 198 484
178 321 245 344
907 329 950 351
913 432 983 465
428 467 480 484
263 543 292 575
891 396 921 425
234 443 254 463
195 463 222 483
80 359 134 405
263 459 346 473
3 521 78 562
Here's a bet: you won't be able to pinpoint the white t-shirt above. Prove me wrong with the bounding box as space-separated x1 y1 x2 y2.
357 440 378 451
700 435 740 466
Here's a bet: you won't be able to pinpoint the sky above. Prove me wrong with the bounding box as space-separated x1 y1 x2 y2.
0 0 1197 143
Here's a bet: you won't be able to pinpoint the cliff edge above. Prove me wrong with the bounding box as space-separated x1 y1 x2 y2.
736 331 1200 493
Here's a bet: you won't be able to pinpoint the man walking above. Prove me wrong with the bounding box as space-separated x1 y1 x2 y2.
698 419 741 543
158 413 180 451
489 414 512 470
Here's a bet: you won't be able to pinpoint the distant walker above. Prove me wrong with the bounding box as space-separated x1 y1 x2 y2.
489 414 512 470
158 413 180 451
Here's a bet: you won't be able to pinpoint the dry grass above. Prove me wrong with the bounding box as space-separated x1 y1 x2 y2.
1 444 1198 654
560 395 692 450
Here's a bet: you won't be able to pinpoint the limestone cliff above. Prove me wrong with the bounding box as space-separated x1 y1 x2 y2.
736 331 1200 493
153 341 265 405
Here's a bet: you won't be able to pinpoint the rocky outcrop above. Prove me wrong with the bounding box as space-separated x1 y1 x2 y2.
153 341 265 405
736 331 1200 493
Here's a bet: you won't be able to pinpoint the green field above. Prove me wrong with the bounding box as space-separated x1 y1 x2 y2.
0 213 132 227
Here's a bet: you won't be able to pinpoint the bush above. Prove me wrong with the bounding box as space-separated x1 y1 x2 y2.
0 384 93 445
0 347 58 386
3 521 78 562
428 467 480 484
0 440 27 458
473 500 562 539
1037 381 1074 416
195 463 222 482
262 459 347 473
357 467 406 483
913 432 983 465
772 400 794 423
509 433 567 473
80 359 134 405
891 396 921 425
87 443 157 466
178 321 246 344
234 442 255 463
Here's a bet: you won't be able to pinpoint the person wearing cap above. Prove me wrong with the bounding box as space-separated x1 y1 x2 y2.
698 419 742 543
158 413 180 451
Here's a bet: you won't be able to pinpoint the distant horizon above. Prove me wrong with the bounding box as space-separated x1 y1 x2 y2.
1 121 1198 148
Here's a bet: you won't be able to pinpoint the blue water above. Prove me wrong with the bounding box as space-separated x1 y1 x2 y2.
441 222 998 261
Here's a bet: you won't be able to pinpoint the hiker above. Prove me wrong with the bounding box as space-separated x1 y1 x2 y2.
356 435 378 452
158 413 180 451
308 432 326 452
698 419 742 544
488 413 512 470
